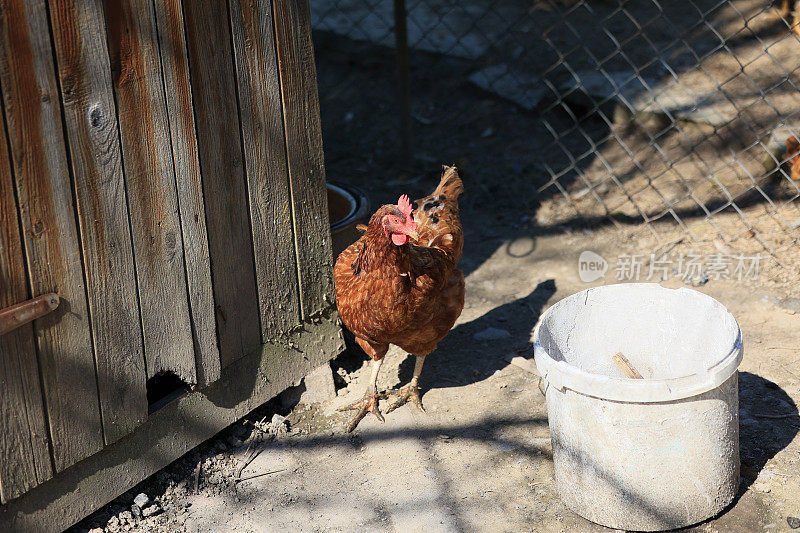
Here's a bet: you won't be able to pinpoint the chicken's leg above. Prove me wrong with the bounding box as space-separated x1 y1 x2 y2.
338 358 385 432
386 355 425 413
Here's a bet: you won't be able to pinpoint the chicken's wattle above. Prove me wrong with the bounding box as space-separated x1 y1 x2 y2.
391 233 409 246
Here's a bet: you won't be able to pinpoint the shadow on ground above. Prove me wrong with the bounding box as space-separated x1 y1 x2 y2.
738 371 799 489
337 279 557 397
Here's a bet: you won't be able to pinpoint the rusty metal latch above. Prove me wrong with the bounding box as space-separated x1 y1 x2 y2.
0 293 60 336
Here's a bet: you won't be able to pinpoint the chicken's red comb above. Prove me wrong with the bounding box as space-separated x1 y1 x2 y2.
397 194 413 219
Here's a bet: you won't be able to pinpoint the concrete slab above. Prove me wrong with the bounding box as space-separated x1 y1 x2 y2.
561 70 742 127
300 363 336 404
310 0 500 59
468 64 545 111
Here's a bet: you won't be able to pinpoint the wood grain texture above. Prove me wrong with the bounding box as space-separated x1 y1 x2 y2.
182 0 261 368
102 0 196 387
228 0 300 341
272 0 335 319
0 0 104 472
0 91 53 503
0 317 344 532
47 0 147 452
152 0 220 385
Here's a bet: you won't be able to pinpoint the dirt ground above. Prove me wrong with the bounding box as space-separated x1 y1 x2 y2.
67 222 800 533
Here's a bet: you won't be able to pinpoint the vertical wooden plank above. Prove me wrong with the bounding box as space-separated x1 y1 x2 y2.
228 0 301 341
152 0 220 384
272 0 335 319
47 0 148 450
0 96 53 503
181 0 261 368
102 0 196 386
0 0 104 471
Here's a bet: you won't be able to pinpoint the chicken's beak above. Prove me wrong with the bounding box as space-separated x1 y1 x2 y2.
406 228 420 242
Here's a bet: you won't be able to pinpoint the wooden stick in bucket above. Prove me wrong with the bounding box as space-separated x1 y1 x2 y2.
612 352 643 379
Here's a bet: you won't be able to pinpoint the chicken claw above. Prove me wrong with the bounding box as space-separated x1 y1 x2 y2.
338 391 385 432
385 382 424 414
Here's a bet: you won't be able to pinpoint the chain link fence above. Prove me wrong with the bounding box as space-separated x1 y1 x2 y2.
311 0 800 277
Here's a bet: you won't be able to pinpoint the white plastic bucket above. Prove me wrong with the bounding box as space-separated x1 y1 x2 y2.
532 283 742 531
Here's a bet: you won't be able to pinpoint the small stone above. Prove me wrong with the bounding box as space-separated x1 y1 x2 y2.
89 528 104 533
336 367 351 383
269 414 289 436
438 434 452 440
300 364 336 404
133 493 150 508
781 297 800 314
752 482 771 493
131 505 142 520
787 516 800 529
119 511 133 523
142 504 162 518
473 327 510 341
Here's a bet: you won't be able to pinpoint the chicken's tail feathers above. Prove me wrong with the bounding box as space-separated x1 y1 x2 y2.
413 165 463 212
432 165 463 200
412 164 464 263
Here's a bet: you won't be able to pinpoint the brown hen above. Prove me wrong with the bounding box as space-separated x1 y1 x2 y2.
334 166 465 432
785 136 800 181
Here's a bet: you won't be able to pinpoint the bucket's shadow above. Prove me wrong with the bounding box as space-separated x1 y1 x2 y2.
738 371 799 491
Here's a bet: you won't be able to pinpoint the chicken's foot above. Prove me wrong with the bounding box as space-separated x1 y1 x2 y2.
385 381 424 413
385 355 426 413
337 358 385 432
338 388 385 432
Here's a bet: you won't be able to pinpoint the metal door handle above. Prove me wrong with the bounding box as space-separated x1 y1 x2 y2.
0 293 60 336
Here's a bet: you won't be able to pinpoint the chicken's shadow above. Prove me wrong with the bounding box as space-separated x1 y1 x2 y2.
395 278 557 393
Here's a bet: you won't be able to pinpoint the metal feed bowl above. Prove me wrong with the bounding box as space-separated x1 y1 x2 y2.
327 182 370 258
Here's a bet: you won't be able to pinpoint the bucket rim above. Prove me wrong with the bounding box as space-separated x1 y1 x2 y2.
532 283 743 402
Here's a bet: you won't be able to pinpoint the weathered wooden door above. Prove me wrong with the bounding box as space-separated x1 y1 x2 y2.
0 0 333 504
